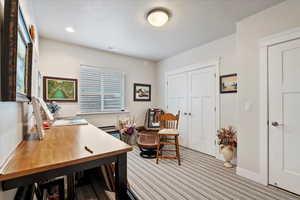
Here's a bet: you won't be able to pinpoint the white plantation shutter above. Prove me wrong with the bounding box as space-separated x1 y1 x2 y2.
80 66 125 113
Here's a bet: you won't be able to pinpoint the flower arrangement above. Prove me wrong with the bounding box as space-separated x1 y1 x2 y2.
217 126 237 149
120 120 136 136
122 124 136 135
119 119 137 145
46 101 61 114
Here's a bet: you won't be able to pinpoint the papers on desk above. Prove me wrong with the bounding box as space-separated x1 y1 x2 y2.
52 119 88 127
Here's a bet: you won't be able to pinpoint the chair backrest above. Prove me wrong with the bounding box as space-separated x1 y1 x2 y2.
160 111 180 129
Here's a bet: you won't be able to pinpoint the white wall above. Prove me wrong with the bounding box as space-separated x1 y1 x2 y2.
0 0 38 199
38 38 158 127
236 0 300 177
157 34 238 128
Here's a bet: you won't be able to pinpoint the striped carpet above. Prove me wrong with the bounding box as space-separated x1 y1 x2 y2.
127 147 300 200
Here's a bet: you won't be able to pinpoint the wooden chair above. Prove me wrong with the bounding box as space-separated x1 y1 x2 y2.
156 111 181 165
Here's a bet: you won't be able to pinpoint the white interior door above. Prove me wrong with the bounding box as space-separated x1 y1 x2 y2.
269 38 300 195
167 73 189 146
188 67 216 156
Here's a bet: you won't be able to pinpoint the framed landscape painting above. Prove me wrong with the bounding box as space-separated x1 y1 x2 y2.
43 76 78 102
220 74 237 93
134 83 151 101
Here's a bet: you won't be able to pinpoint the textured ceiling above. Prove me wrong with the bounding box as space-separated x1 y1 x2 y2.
32 0 284 61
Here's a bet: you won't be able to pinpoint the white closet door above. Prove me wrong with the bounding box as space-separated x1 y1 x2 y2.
167 73 189 147
269 38 300 195
189 67 216 156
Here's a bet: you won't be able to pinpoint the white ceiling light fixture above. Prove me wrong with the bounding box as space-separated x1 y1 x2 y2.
65 26 75 33
147 8 170 27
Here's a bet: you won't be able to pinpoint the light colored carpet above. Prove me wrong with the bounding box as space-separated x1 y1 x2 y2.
127 147 300 200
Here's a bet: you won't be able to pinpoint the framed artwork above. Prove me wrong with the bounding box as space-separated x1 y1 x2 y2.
220 73 238 93
1 0 33 102
134 83 151 101
39 178 65 200
43 76 78 102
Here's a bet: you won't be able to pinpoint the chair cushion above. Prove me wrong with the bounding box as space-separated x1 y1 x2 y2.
158 129 179 135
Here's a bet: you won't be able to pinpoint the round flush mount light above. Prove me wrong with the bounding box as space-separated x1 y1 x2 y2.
146 8 170 27
65 26 75 33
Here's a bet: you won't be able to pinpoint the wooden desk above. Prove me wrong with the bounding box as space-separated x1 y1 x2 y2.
0 124 133 200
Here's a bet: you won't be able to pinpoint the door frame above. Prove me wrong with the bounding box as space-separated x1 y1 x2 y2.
259 26 300 185
164 58 221 157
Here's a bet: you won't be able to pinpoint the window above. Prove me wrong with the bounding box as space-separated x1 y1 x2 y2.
80 66 125 113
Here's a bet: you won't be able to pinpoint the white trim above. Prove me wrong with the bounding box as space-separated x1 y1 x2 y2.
260 26 300 47
259 46 269 186
164 58 221 158
259 26 300 186
77 111 130 116
236 167 265 184
165 59 220 76
215 58 222 160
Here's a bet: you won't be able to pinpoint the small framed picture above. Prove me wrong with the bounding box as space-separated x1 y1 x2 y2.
220 74 237 93
43 76 78 102
39 178 65 200
134 83 151 101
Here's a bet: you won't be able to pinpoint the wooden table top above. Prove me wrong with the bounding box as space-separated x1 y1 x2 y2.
0 124 132 182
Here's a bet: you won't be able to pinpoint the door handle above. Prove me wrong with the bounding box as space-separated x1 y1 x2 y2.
188 113 192 116
184 112 188 115
271 121 283 127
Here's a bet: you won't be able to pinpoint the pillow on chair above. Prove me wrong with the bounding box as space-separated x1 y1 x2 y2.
158 129 179 135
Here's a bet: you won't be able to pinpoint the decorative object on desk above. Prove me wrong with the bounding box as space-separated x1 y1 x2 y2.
119 119 137 145
46 101 60 119
133 83 151 101
220 73 237 93
43 76 78 102
217 126 237 168
32 97 45 140
1 0 33 102
30 97 56 140
47 101 61 117
38 97 55 121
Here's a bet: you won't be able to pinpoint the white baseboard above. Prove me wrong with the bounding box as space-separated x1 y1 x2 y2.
236 167 266 185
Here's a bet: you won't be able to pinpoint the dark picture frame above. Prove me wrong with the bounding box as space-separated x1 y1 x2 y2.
1 0 33 102
43 76 78 102
39 178 65 200
133 83 151 101
220 73 237 93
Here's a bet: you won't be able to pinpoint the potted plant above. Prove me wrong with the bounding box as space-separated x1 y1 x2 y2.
217 126 237 168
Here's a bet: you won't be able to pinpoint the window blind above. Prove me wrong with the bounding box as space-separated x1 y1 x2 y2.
80 66 125 113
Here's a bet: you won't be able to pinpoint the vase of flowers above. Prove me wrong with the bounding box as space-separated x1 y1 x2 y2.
217 126 237 168
46 101 61 119
119 119 137 145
